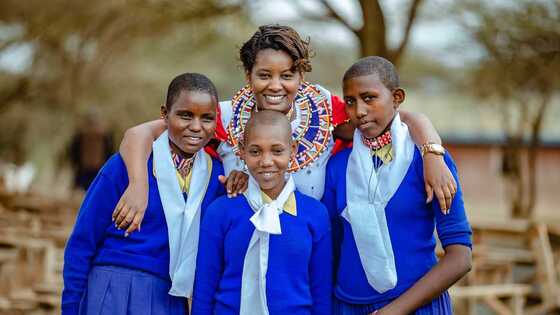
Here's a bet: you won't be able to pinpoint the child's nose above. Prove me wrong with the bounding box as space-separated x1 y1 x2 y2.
356 101 368 118
260 152 274 166
188 118 202 131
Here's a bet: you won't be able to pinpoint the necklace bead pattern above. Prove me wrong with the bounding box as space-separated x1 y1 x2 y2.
227 82 333 172
171 151 195 178
361 130 392 151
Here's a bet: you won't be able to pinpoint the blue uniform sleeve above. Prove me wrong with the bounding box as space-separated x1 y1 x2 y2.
321 155 343 282
433 153 472 249
61 158 124 315
192 199 227 315
321 157 339 221
310 203 333 315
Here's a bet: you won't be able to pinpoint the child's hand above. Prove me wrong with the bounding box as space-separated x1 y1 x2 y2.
112 181 148 237
423 154 457 214
218 171 249 198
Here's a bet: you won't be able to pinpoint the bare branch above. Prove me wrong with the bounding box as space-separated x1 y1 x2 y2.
392 0 424 62
318 0 358 34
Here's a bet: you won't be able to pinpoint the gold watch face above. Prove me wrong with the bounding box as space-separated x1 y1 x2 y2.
424 143 445 155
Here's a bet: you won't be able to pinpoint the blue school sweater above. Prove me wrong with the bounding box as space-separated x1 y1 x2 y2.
62 153 225 315
191 191 333 315
322 148 471 305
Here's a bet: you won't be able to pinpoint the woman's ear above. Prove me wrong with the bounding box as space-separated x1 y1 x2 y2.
392 88 406 109
245 71 251 85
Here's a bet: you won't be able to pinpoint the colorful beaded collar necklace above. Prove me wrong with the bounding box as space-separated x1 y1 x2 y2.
362 130 392 151
227 82 333 172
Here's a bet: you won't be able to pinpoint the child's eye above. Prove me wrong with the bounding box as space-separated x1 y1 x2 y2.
273 149 284 155
202 117 214 123
249 150 260 156
345 99 355 106
281 73 293 80
363 95 376 102
258 74 270 79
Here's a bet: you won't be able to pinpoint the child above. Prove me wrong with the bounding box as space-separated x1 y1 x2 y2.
192 110 332 315
322 56 472 315
62 73 225 315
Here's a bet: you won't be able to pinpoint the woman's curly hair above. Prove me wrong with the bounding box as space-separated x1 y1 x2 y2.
239 24 313 74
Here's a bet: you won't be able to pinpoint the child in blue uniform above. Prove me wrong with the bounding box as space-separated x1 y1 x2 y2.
322 57 472 315
62 73 225 315
192 110 333 315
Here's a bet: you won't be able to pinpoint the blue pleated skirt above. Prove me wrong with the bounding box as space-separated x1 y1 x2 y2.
78 265 188 315
333 291 453 315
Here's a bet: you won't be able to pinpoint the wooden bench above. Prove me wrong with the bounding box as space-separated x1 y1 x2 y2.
450 284 532 315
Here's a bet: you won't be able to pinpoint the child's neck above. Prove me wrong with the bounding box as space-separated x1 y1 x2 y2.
169 140 195 160
261 179 287 200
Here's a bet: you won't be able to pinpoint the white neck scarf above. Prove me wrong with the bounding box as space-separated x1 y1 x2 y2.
240 175 295 315
342 113 414 293
153 130 211 298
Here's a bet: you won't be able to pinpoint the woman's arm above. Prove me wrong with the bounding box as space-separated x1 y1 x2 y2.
112 119 166 234
376 245 471 315
400 110 457 212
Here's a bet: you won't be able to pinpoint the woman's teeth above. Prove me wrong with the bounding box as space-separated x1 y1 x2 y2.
265 95 284 102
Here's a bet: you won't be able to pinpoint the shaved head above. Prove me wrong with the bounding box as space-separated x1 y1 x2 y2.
243 110 292 146
343 56 399 90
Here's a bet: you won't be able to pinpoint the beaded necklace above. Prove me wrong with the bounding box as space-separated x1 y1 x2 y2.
227 82 333 172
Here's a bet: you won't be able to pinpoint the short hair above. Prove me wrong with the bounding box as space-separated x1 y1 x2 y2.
165 73 219 109
343 56 400 90
240 24 313 74
243 110 292 145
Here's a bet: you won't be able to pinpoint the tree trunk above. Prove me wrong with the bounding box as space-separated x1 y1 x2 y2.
525 95 549 218
357 0 388 59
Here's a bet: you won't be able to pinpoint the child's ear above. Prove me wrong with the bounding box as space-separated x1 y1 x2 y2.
392 88 406 109
290 140 298 159
160 105 169 123
238 141 246 161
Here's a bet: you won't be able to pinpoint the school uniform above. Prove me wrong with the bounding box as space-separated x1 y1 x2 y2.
191 176 333 315
322 114 472 315
62 131 225 315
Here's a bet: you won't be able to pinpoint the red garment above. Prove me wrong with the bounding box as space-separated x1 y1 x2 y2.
330 95 353 155
204 105 227 160
331 95 349 127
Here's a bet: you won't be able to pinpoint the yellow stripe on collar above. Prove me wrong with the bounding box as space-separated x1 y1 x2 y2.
261 191 297 216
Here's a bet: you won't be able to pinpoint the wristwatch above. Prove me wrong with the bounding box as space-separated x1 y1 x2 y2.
420 143 445 157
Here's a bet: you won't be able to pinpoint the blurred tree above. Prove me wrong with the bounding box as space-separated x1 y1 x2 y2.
457 0 560 218
0 0 243 165
278 0 425 65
